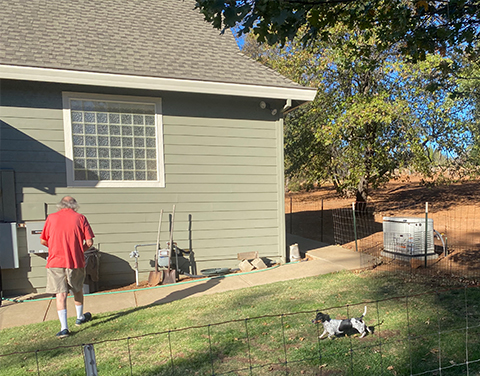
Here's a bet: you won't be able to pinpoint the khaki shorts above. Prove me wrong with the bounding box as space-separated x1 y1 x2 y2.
46 268 85 294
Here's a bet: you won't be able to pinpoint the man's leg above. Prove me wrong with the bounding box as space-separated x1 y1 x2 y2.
47 268 70 338
67 267 85 319
73 289 92 325
70 269 92 325
73 289 84 319
56 292 68 310
56 292 69 332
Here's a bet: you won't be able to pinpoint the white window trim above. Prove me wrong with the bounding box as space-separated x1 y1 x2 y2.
62 92 165 188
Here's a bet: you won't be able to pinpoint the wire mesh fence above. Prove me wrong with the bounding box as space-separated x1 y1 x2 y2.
286 196 480 280
2 286 480 375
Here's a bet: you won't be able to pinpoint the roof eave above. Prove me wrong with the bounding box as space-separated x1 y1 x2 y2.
0 65 317 102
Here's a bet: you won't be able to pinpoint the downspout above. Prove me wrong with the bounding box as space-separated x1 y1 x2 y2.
282 99 292 113
278 99 292 264
283 98 312 115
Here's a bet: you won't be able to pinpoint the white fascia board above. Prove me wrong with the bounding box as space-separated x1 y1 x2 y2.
0 65 317 102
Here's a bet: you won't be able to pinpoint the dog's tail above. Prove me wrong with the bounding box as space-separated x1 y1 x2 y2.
360 306 367 319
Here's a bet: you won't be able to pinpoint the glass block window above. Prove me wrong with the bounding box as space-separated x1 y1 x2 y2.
63 93 164 187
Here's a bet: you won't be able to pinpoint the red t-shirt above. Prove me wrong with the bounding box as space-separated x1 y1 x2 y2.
40 209 95 269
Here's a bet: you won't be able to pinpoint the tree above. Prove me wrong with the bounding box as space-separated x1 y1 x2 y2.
242 28 476 201
454 56 480 170
196 0 480 62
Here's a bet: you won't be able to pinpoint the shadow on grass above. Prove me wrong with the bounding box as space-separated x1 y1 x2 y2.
90 276 226 328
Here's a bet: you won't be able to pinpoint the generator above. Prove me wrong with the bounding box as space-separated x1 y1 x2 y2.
382 217 437 261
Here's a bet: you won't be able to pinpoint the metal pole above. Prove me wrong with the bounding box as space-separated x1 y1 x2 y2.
289 196 293 234
352 202 358 253
424 202 428 268
321 199 324 243
188 214 196 275
83 344 98 376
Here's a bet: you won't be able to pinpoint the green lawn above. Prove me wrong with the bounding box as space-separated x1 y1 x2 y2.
1 270 479 375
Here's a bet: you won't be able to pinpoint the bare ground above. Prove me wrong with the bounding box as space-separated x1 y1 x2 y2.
286 176 480 280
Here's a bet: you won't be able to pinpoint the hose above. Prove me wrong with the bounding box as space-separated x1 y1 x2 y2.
434 229 446 256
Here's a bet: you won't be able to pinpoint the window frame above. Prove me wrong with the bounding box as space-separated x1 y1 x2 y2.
62 92 165 188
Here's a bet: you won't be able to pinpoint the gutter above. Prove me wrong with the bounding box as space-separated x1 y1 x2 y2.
0 65 318 102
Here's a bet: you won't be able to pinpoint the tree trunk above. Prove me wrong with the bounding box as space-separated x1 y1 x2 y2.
355 176 368 211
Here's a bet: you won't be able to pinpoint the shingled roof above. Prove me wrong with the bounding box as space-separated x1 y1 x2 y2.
0 0 316 100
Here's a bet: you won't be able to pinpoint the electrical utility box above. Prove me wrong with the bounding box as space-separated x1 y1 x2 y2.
25 221 48 254
0 223 19 269
382 217 436 261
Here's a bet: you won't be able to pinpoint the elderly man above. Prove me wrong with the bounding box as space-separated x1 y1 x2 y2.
40 196 95 338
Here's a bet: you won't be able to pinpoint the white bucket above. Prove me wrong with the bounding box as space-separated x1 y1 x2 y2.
289 243 301 262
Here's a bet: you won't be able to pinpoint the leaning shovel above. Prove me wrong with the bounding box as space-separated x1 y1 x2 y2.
162 205 177 285
148 209 164 286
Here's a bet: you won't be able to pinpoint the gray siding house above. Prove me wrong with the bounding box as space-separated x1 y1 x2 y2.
0 0 316 296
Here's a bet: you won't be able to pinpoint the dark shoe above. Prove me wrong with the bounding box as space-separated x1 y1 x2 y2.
56 329 70 339
75 312 92 326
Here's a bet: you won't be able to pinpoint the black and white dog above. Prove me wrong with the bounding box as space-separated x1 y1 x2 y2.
312 306 371 339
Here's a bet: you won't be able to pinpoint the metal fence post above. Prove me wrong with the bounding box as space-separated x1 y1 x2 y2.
321 199 324 243
425 202 429 268
289 196 293 234
352 202 358 253
83 344 98 376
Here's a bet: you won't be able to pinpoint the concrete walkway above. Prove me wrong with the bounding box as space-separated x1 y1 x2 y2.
0 235 375 330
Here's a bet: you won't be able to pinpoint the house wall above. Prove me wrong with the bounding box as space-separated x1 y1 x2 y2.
0 79 287 296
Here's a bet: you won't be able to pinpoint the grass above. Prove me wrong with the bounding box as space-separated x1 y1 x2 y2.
1 269 480 375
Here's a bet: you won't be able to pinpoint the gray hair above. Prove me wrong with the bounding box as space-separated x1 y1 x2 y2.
57 196 79 211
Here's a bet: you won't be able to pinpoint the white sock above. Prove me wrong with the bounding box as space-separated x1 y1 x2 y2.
58 309 68 331
75 304 84 320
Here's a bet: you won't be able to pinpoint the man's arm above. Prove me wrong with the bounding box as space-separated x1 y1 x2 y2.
40 239 48 247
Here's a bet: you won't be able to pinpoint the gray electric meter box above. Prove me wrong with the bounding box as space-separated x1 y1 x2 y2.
25 221 48 254
0 223 19 269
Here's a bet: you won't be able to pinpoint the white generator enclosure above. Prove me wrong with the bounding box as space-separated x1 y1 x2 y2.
0 223 19 269
382 217 437 261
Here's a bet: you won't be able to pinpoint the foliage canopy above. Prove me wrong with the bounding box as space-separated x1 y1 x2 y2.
196 0 480 61
242 27 477 199
196 1 480 198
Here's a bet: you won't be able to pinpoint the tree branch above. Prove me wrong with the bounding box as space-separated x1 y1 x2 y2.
283 0 361 4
